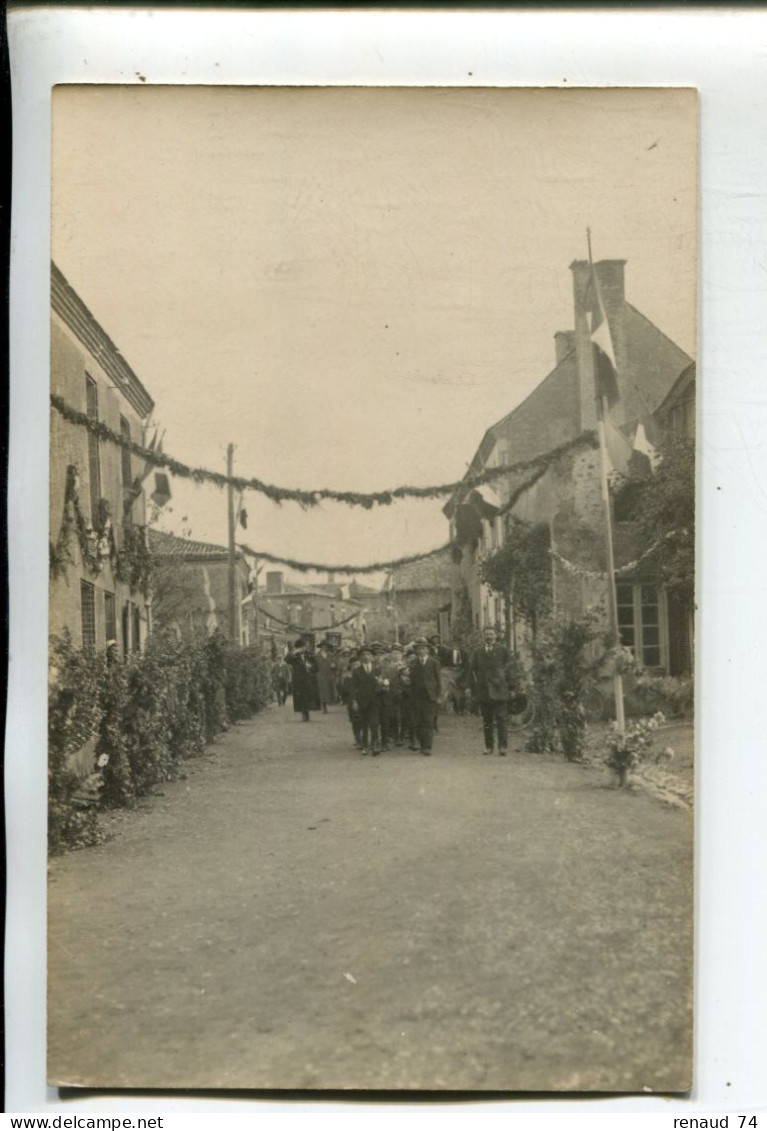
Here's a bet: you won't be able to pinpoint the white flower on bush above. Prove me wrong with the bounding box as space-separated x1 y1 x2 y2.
96 753 109 768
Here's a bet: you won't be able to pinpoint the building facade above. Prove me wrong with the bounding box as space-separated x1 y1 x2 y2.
445 259 694 675
50 263 155 657
255 571 366 648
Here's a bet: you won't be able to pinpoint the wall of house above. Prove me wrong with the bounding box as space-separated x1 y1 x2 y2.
50 314 150 653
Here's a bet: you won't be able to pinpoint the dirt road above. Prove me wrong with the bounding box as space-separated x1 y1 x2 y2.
48 704 693 1092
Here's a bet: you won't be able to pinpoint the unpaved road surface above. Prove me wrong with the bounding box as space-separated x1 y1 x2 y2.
48 705 693 1092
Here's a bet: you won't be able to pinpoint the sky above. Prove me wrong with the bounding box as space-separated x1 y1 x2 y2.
51 85 697 584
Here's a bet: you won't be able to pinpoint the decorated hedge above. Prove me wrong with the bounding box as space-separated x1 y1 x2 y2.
48 629 273 853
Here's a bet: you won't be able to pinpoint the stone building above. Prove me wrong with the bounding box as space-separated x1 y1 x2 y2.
50 262 155 656
255 571 366 648
148 529 256 646
444 258 694 675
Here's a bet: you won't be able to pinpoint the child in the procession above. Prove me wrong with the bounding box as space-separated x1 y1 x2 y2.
379 643 405 749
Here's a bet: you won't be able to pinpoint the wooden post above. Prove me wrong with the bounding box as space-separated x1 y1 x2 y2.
227 443 238 645
597 395 626 732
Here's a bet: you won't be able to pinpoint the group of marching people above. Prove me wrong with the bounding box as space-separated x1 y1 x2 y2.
280 625 524 760
341 637 443 756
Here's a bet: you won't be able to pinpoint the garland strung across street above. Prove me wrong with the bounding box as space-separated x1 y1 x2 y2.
50 393 598 510
254 606 361 632
550 530 682 581
233 464 556 574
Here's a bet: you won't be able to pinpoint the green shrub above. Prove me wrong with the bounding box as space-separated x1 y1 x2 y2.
48 628 274 851
526 614 601 761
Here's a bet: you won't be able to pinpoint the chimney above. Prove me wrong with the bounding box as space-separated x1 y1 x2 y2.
570 258 627 431
265 571 284 595
554 330 575 365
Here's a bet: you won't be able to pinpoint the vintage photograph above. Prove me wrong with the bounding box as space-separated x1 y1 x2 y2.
47 86 696 1092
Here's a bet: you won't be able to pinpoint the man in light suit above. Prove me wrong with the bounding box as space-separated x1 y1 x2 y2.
409 638 442 755
470 626 516 756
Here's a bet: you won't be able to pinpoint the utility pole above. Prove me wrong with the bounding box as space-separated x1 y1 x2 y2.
227 443 238 646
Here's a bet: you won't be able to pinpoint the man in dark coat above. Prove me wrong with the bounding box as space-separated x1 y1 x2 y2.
286 639 317 722
409 638 441 755
470 626 516 755
350 647 381 755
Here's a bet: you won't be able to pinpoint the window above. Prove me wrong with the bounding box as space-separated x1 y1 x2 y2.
85 375 101 520
81 581 96 655
617 582 667 670
104 591 116 645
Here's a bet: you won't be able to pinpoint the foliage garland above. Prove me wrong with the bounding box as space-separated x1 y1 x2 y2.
240 540 454 576
478 518 553 636
549 529 682 581
51 393 597 510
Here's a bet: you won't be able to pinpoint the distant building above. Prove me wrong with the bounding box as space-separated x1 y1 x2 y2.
50 263 155 656
255 570 366 648
445 258 694 675
148 529 255 646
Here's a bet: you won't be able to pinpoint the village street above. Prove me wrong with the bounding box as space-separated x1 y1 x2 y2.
48 704 693 1094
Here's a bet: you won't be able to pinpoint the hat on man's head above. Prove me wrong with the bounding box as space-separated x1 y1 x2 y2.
391 642 403 652
414 637 429 647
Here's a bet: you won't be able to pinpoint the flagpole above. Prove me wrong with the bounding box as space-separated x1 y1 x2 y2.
588 229 625 732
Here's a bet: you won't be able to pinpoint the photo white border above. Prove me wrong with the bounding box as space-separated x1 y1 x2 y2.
7 6 767 1119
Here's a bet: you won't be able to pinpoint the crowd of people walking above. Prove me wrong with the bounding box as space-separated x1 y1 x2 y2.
274 626 523 758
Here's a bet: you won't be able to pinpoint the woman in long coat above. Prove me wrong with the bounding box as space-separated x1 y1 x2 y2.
286 640 317 721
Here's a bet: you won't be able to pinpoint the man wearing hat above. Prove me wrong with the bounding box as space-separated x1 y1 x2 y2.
409 638 441 755
470 626 516 755
286 637 317 722
350 646 381 755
